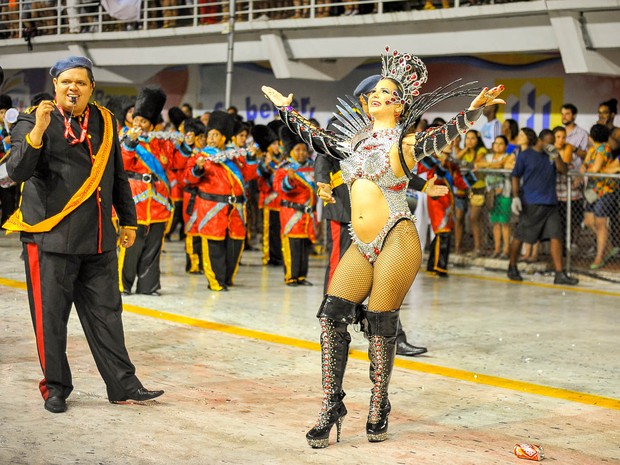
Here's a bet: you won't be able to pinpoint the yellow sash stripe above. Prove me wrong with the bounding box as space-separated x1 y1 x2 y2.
3 106 114 233
330 170 343 189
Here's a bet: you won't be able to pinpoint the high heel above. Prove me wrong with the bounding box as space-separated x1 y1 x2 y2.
364 310 399 443
306 392 347 448
367 398 390 442
306 295 362 448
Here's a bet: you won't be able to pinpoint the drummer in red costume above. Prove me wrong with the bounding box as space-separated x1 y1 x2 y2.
183 111 258 291
253 123 285 266
119 86 181 296
274 127 317 286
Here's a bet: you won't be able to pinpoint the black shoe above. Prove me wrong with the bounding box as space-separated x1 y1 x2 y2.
396 340 428 357
121 290 131 296
111 387 164 403
436 271 448 278
507 265 523 281
44 395 67 413
297 279 314 286
554 271 579 285
140 291 161 296
286 281 299 286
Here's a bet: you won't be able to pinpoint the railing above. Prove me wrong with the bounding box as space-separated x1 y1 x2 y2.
455 168 620 281
0 0 531 40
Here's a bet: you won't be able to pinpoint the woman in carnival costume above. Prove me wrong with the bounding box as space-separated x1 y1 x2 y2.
262 47 504 448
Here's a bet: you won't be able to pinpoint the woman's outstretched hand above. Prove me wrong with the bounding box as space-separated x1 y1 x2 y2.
468 85 505 110
262 86 293 107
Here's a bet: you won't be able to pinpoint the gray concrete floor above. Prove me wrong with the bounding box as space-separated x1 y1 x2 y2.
0 233 618 465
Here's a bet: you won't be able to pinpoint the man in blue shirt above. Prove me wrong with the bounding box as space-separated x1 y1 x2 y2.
507 128 578 285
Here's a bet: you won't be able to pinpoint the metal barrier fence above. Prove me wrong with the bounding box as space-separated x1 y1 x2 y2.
456 168 620 282
0 0 531 39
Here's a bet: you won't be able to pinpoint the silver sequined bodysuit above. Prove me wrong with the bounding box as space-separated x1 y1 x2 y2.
340 127 416 263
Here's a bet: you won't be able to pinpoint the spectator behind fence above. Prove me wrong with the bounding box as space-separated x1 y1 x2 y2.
507 129 578 285
553 125 584 253
580 124 619 270
598 98 619 157
598 98 620 252
476 135 515 259
514 127 539 262
502 118 520 155
457 129 487 256
562 103 589 160
480 104 502 149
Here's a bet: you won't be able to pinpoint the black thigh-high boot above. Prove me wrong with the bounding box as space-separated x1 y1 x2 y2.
364 309 400 442
306 295 362 449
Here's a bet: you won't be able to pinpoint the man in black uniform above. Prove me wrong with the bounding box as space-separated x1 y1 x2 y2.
315 75 448 357
5 56 164 413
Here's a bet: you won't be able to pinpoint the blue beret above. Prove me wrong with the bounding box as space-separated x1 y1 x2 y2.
49 56 94 79
353 74 381 98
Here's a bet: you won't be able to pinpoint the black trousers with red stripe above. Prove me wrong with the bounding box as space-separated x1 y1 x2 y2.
23 243 142 402
323 220 353 293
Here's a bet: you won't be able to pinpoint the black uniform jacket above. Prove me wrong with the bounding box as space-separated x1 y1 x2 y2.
7 103 137 254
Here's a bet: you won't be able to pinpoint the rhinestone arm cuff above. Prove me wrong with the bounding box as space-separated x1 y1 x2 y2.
278 106 346 160
413 107 483 162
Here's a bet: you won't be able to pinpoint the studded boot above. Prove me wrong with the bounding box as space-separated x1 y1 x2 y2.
306 295 362 449
364 309 400 443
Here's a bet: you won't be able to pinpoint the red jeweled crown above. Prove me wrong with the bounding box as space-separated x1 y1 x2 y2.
380 46 428 107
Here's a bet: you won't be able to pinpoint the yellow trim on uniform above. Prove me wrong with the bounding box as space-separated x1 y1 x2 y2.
329 170 343 189
117 246 127 293
186 235 201 273
25 133 43 149
281 235 295 284
262 209 271 265
201 236 223 291
228 240 245 286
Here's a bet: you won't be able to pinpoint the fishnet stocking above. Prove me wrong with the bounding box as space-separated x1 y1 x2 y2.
327 220 422 311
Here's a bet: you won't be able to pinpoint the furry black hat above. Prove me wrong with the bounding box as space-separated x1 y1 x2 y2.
206 110 235 141
233 120 249 137
133 86 167 125
279 125 307 156
0 94 13 111
251 124 278 152
104 95 133 126
267 120 285 140
30 92 54 107
168 107 186 131
183 118 206 136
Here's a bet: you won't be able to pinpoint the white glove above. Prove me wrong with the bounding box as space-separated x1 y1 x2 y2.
544 144 559 160
511 197 522 215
